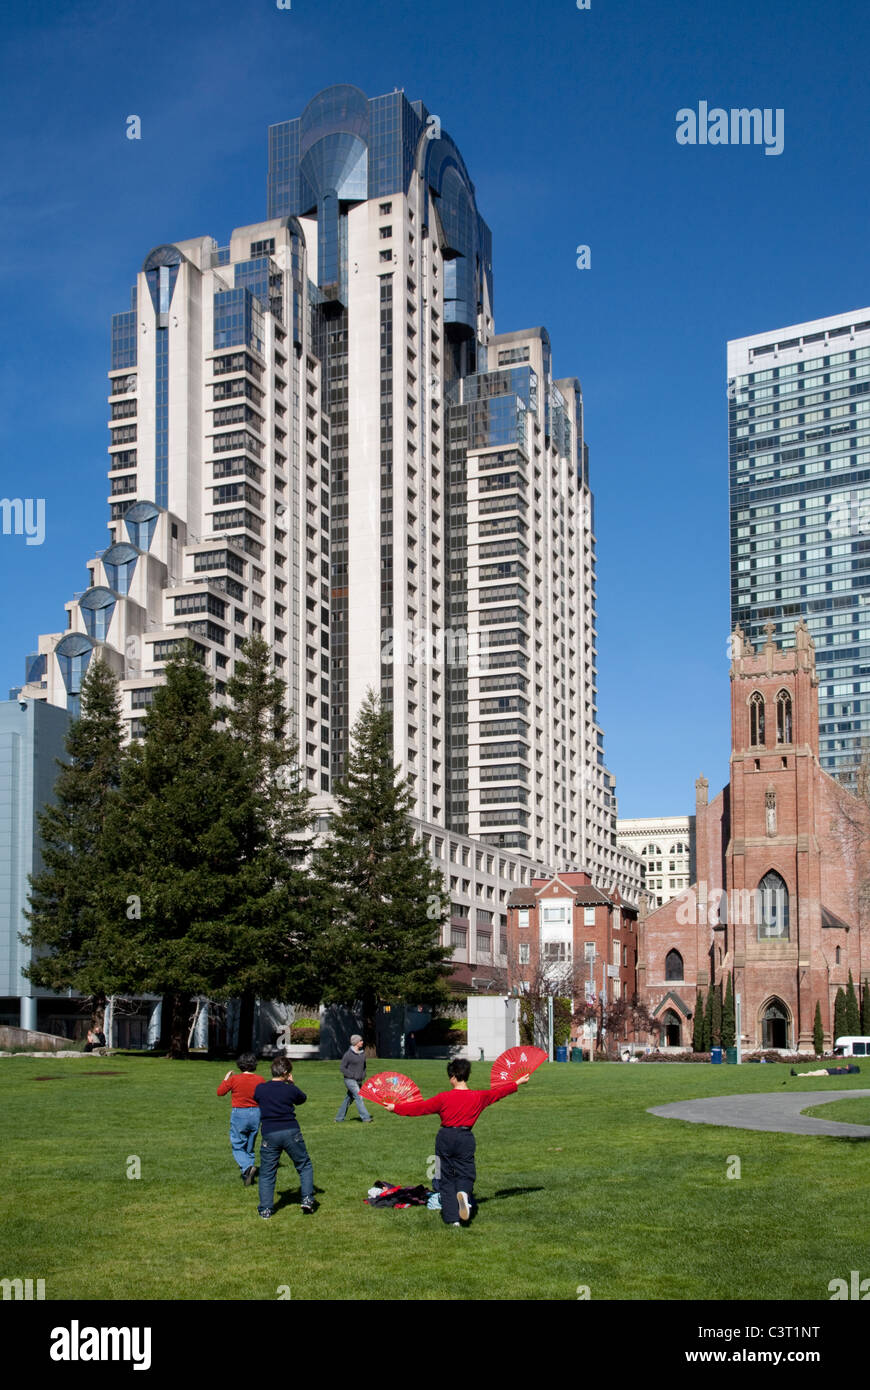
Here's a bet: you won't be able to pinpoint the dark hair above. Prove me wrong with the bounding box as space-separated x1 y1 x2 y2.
271 1056 292 1078
447 1058 471 1082
238 1052 258 1072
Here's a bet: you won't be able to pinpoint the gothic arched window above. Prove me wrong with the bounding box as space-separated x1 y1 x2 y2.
750 692 765 747
776 689 793 744
665 948 684 981
756 870 789 940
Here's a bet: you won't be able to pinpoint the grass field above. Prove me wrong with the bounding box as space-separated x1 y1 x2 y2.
2 1055 867 1301
802 1096 870 1125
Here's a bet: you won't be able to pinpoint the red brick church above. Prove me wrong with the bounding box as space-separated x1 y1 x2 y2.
638 620 869 1052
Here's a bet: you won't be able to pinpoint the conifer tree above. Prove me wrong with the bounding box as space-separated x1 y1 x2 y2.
845 970 861 1035
862 978 870 1035
312 689 452 1050
692 988 705 1052
711 981 723 1047
223 637 321 1048
23 659 125 1030
702 988 713 1051
833 987 848 1043
102 645 253 1055
721 973 736 1049
812 1001 824 1056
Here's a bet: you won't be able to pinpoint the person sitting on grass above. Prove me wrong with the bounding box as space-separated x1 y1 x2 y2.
216 1051 262 1186
254 1057 315 1219
384 1058 528 1228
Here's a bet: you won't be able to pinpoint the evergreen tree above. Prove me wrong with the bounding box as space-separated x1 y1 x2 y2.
312 689 452 1050
812 1001 824 1056
833 987 848 1043
702 988 713 1051
223 637 320 1049
711 981 723 1047
23 659 125 1030
692 988 705 1052
721 973 736 1050
845 970 861 1035
862 978 870 1035
102 645 253 1055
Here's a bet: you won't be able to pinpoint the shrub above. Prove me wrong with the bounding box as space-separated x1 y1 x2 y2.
639 1051 712 1063
289 1026 320 1044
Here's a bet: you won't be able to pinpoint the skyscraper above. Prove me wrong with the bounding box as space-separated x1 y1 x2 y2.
728 309 870 782
18 85 638 984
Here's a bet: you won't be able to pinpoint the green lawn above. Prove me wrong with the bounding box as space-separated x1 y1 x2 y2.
2 1056 867 1301
802 1096 870 1125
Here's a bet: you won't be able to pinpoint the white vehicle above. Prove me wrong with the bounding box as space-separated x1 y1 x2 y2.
833 1036 870 1057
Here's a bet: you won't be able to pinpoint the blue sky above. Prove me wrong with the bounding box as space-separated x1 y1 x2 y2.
1 0 869 815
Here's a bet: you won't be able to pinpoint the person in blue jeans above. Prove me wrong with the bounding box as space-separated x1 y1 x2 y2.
216 1052 263 1185
254 1057 315 1218
335 1034 372 1123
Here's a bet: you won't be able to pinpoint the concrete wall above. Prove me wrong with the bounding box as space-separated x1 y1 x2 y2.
467 995 519 1059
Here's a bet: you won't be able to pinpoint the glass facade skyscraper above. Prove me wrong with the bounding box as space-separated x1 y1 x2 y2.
728 310 870 781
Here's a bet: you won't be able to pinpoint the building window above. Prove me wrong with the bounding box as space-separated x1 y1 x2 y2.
776 688 793 744
519 942 530 964
756 871 789 939
583 906 595 926
518 907 529 928
835 946 842 965
665 949 684 981
750 691 765 746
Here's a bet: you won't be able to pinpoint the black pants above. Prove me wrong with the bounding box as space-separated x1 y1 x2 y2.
435 1127 476 1224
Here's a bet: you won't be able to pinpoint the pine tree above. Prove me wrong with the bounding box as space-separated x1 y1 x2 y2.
23 659 125 1030
845 970 861 1035
833 987 848 1043
102 645 253 1055
721 974 736 1049
862 978 870 1035
223 637 321 1049
692 988 705 1052
312 689 452 1050
702 988 713 1051
812 1001 824 1056
711 981 723 1047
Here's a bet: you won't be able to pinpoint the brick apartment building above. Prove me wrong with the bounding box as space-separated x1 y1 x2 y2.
638 621 870 1051
506 871 638 1011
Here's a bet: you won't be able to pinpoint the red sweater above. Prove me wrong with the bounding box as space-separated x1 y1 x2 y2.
216 1072 263 1108
394 1081 517 1127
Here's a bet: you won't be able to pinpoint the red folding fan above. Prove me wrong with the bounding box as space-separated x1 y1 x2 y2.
360 1072 422 1106
490 1045 548 1087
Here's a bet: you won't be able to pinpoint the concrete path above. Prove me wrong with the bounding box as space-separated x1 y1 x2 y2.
647 1089 870 1137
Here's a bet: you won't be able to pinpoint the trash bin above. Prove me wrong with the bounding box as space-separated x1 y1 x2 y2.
725 1047 738 1065
555 1046 568 1063
570 1047 583 1063
711 1046 723 1064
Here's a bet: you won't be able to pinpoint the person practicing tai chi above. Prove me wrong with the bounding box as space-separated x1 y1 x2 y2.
216 1051 262 1185
254 1057 315 1219
384 1058 528 1227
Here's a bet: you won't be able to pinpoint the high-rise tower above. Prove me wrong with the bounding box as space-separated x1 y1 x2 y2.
18 86 639 984
728 310 870 784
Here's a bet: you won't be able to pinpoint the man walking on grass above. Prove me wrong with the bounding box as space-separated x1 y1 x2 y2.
335 1033 373 1123
254 1057 315 1218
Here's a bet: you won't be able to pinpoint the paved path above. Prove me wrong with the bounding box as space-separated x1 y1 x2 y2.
647 1089 870 1137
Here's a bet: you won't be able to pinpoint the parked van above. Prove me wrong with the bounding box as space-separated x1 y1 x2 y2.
833 1036 870 1057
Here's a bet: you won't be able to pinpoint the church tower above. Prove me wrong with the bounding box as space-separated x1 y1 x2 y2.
725 620 824 1050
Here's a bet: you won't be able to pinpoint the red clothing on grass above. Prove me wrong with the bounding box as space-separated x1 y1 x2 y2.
216 1072 263 1108
393 1081 517 1127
